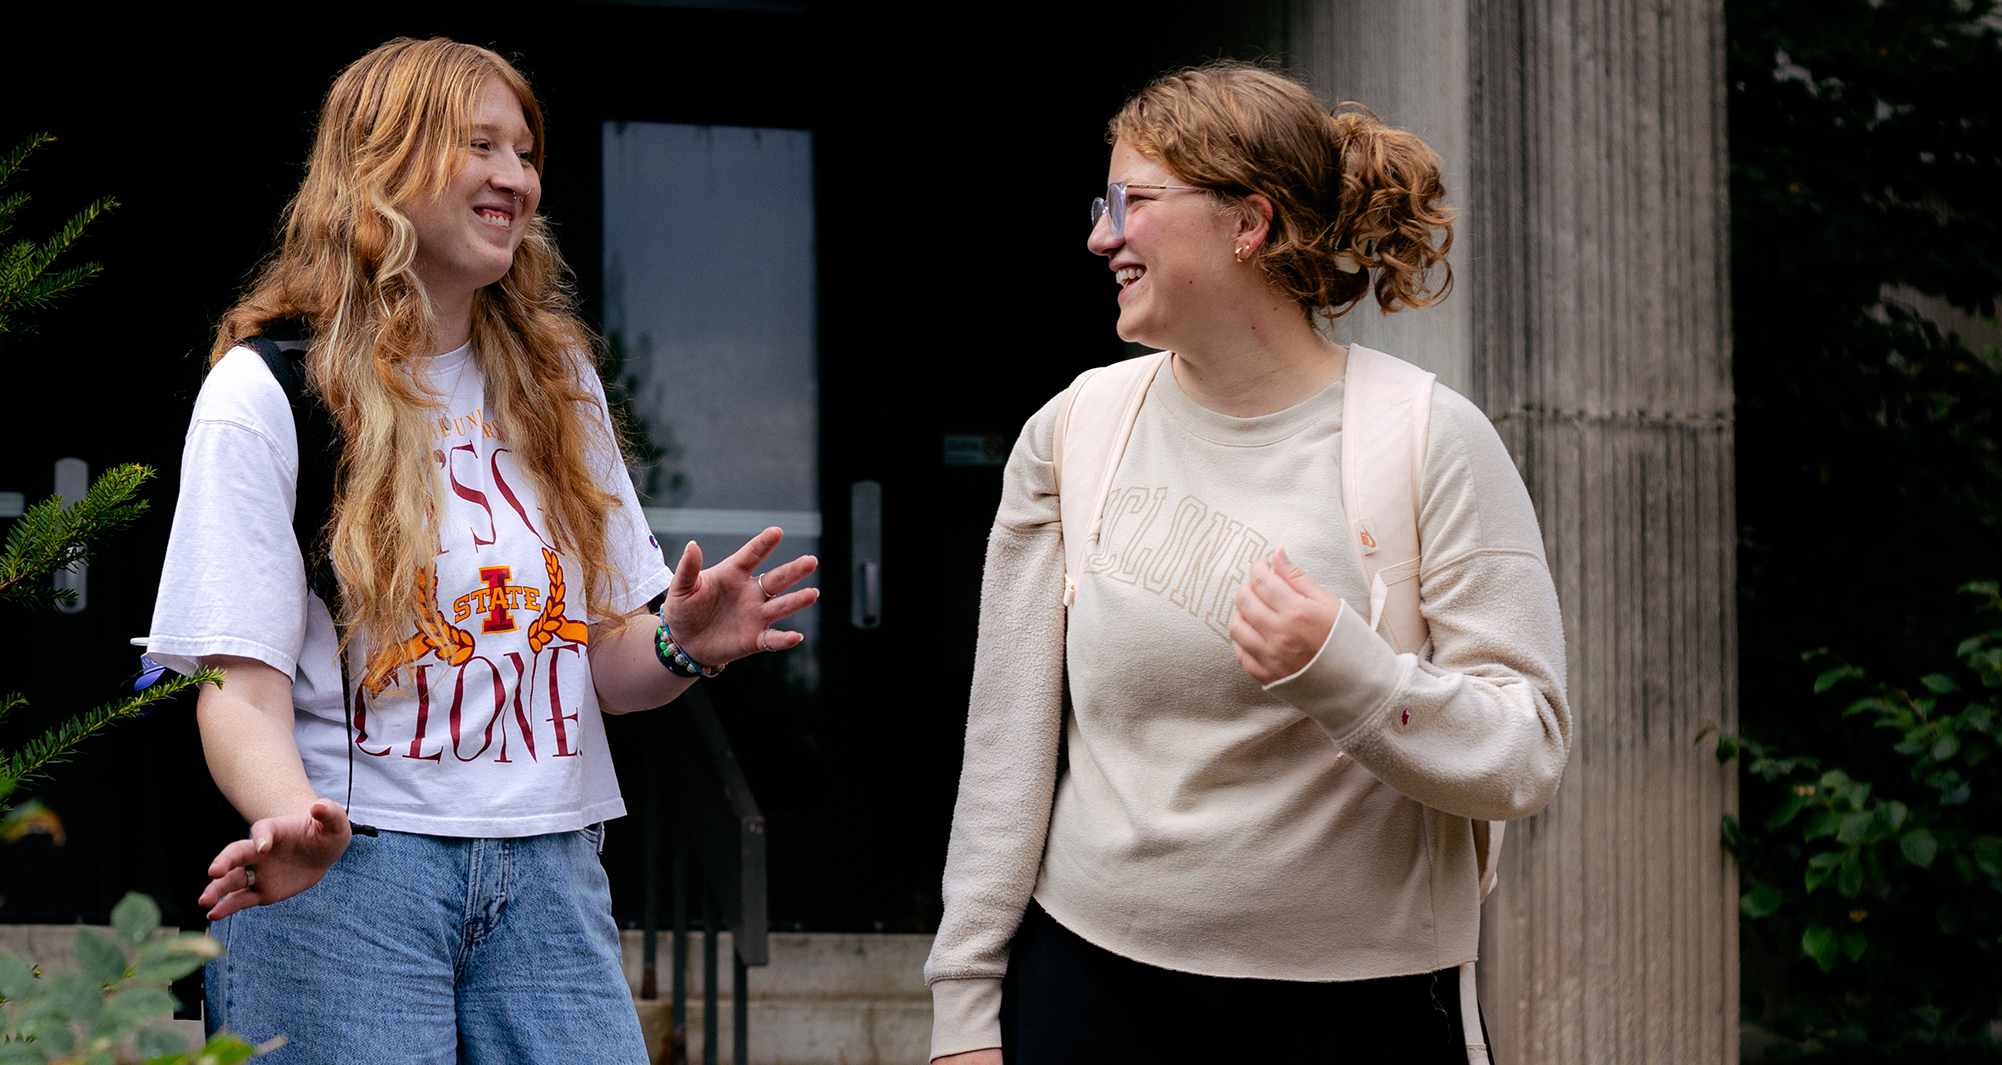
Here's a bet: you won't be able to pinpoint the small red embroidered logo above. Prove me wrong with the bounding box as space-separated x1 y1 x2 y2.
1400 706 1411 726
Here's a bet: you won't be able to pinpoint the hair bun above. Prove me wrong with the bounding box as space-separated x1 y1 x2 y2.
1111 62 1453 319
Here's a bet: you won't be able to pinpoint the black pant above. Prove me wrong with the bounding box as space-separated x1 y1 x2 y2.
1001 902 1480 1064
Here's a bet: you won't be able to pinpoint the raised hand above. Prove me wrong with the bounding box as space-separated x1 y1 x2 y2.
199 798 352 920
664 527 819 668
1230 547 1344 685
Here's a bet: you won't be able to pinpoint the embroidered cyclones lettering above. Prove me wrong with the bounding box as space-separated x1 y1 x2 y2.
1085 485 1274 641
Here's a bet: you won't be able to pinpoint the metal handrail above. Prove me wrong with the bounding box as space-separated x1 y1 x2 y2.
640 683 766 1065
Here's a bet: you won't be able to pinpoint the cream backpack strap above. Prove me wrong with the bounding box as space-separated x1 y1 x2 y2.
1340 344 1436 657
1052 351 1170 609
1345 346 1501 1063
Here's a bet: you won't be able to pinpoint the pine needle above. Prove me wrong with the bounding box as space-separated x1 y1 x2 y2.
0 133 115 338
0 464 153 609
0 667 222 803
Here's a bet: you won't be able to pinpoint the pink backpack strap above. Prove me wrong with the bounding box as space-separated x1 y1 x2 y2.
1052 352 1170 609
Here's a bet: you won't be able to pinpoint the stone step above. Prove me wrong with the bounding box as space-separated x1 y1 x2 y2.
620 930 934 1065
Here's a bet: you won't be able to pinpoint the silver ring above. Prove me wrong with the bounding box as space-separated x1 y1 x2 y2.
243 866 257 890
759 631 774 653
756 573 775 599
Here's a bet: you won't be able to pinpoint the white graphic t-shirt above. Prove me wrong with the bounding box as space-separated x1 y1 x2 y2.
149 342 673 837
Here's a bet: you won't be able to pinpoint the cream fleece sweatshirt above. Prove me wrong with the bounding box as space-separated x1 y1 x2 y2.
923 366 1570 1060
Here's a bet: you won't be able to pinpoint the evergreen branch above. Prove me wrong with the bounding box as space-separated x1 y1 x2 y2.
0 194 115 336
0 464 153 609
0 668 220 797
0 134 53 193
0 259 105 316
0 190 28 241
0 131 114 338
0 691 22 728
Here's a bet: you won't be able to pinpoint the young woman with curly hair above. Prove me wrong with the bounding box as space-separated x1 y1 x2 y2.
147 37 816 1063
924 62 1570 1065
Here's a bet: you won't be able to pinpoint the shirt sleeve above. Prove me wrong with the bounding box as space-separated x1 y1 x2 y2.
1265 385 1573 822
146 349 315 679
922 392 1070 1060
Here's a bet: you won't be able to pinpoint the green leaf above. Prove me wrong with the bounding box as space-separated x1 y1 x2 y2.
72 928 127 987
1833 780 1872 809
1766 793 1809 831
111 892 161 948
1742 884 1786 918
136 1025 189 1061
1920 672 1960 693
198 1032 276 1063
1815 666 1863 693
133 948 208 985
43 971 101 1022
1721 814 1748 852
1931 733 1960 760
1803 808 1838 841
1806 850 1843 893
0 1041 48 1064
102 985 175 1025
1902 828 1939 869
1837 849 1866 896
1841 931 1869 961
1878 801 1908 834
1974 836 2002 878
1802 925 1841 970
134 933 220 985
22 1015 75 1053
1714 734 1741 763
1837 811 1875 845
0 949 36 1001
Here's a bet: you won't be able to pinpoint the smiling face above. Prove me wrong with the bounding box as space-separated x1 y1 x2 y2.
401 76 541 314
1087 139 1249 350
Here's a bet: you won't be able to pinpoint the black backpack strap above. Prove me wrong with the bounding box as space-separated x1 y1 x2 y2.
240 331 378 837
243 334 342 621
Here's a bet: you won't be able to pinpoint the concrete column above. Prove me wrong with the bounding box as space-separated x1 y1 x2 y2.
1294 0 1740 1060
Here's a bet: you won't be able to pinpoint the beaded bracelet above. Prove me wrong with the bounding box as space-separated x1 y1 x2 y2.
655 620 723 679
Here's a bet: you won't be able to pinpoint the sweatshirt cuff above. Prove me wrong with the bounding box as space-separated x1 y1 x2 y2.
1263 598 1409 745
929 977 1003 1060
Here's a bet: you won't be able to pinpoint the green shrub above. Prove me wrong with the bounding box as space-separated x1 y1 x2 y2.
0 892 270 1064
1720 582 2002 1059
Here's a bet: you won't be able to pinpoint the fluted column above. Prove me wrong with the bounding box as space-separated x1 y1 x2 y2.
1467 0 1738 1061
1296 0 1739 1060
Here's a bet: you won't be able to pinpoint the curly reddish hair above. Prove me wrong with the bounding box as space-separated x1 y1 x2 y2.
1111 61 1454 320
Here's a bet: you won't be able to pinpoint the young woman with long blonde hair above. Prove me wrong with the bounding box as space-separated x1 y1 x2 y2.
147 38 814 1062
924 63 1570 1064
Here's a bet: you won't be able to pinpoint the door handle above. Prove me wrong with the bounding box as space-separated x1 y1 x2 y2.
53 457 87 614
850 480 881 629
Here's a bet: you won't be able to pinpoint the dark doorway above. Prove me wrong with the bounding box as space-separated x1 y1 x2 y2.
0 2 1296 935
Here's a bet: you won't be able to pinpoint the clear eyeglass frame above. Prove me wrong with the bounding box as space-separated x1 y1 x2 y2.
1089 181 1207 239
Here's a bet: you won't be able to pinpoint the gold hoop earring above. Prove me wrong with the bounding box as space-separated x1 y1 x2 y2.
1234 246 1247 263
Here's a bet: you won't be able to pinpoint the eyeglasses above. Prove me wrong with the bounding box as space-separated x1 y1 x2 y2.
1090 182 1207 239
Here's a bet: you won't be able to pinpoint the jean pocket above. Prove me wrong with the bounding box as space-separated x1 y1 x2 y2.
581 822 606 853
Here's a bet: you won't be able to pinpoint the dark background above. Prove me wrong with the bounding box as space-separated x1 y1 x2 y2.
0 2 1297 933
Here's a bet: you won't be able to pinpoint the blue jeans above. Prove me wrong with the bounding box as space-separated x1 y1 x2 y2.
206 826 647 1065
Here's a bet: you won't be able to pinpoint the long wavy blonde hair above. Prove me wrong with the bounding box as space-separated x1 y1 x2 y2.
212 37 625 689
